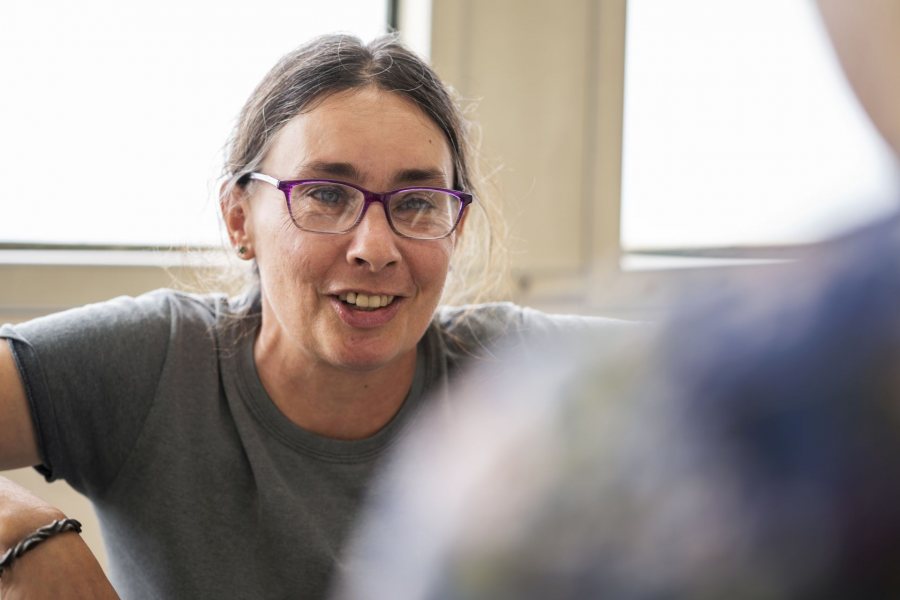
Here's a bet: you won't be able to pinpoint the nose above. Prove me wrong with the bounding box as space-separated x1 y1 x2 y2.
346 202 401 272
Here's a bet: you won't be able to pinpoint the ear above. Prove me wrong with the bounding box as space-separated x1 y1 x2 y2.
220 181 256 260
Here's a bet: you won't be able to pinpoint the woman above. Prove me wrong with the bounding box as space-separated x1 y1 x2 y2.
0 35 617 599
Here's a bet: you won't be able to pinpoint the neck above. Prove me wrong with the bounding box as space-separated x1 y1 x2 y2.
253 337 418 441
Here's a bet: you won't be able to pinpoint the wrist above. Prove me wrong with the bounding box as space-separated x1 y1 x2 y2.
0 519 83 578
0 477 66 551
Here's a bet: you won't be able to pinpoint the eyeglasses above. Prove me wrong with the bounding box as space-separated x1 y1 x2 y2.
246 173 473 240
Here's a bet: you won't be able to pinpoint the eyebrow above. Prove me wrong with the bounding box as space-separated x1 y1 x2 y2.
295 161 450 188
296 161 361 180
392 168 449 188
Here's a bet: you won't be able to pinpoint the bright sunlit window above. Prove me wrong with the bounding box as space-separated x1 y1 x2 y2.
621 0 900 252
0 1 389 248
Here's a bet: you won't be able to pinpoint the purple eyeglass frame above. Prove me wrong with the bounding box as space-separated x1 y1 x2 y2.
246 172 473 240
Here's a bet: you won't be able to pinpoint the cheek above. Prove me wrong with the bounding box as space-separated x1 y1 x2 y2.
261 234 335 292
410 240 454 287
436 236 456 268
249 210 294 263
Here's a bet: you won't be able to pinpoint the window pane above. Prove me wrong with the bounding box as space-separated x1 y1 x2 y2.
621 0 900 251
0 1 389 247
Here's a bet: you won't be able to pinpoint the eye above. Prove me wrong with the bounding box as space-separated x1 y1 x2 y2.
389 190 460 238
286 182 363 232
394 194 436 213
305 185 349 206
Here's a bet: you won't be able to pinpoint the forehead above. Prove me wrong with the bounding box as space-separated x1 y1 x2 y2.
263 87 454 186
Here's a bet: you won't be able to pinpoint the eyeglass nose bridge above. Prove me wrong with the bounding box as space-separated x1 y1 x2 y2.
352 190 398 233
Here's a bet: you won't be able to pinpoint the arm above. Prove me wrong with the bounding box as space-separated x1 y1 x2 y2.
0 341 39 471
0 342 118 599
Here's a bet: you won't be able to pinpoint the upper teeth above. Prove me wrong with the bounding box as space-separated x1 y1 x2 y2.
338 292 396 309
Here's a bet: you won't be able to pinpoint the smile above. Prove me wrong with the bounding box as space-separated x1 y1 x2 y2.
337 292 397 311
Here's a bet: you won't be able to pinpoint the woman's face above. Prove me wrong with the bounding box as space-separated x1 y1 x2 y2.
229 86 460 373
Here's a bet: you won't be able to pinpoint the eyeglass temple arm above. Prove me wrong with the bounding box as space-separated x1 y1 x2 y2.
246 172 280 186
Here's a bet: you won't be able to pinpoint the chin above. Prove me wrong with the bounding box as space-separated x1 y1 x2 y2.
327 342 411 372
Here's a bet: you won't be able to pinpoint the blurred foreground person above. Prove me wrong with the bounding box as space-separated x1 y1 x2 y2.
337 217 900 599
335 1 900 598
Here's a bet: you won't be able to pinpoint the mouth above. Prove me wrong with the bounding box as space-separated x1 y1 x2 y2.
337 292 397 311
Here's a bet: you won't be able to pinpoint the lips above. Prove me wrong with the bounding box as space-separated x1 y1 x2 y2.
331 292 404 329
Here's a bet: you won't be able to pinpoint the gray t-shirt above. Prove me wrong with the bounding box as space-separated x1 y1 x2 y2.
0 289 620 599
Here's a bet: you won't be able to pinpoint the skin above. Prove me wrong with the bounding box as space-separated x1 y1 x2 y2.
816 0 900 159
0 480 117 600
223 86 462 440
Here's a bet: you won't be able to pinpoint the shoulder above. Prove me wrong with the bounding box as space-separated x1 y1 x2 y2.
437 301 632 335
434 302 636 360
4 289 230 346
672 217 900 419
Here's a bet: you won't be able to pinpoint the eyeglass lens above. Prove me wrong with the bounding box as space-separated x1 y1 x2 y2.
288 182 462 238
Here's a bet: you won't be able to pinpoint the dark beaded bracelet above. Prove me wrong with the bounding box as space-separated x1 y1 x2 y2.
0 518 83 578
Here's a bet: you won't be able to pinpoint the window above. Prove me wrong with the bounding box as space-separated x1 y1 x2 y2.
621 0 899 254
0 1 390 248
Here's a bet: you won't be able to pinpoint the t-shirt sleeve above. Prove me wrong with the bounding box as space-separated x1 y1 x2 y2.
0 290 177 496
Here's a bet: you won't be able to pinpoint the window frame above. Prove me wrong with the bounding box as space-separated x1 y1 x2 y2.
2 0 838 323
